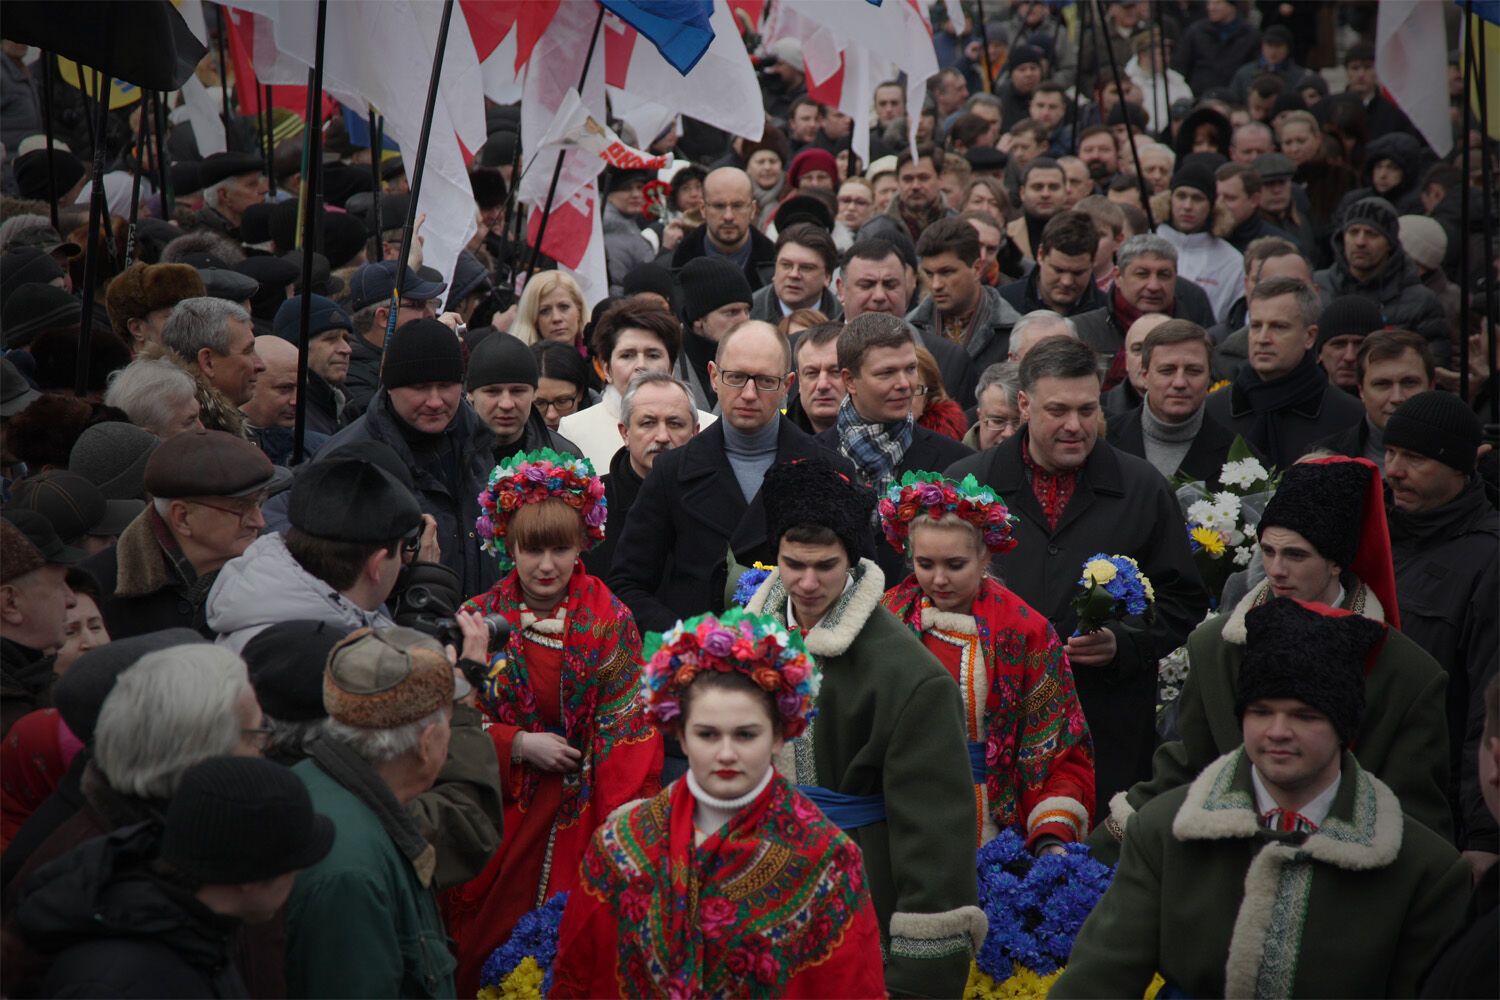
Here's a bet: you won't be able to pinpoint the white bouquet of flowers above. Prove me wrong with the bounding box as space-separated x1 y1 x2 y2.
1174 440 1279 607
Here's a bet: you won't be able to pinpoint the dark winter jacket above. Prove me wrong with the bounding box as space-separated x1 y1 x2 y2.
997 266 1109 319
670 224 777 292
1389 478 1500 854
15 823 249 999
1203 359 1365 470
1174 15 1260 100
917 328 981 409
343 334 384 415
607 417 856 634
945 432 1209 818
302 370 347 437
0 638 54 739
321 391 499 600
1314 240 1451 366
749 282 841 325
1333 133 1428 224
905 284 1026 377
1227 54 1309 104
1421 864 1499 999
581 444 642 579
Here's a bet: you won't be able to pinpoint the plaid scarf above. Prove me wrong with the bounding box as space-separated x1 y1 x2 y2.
835 395 913 502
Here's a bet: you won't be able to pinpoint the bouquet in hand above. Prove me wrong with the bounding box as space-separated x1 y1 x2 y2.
1071 554 1154 636
1175 438 1279 607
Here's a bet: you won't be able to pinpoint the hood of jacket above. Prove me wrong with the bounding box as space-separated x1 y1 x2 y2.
136 341 249 440
204 532 390 649
15 822 239 967
1361 133 1423 202
1323 228 1422 303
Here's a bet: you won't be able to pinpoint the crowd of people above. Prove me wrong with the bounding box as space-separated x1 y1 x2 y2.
0 0 1496 996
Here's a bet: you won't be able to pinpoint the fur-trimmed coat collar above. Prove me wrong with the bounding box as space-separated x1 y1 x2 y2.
136 341 249 440
1220 575 1383 646
112 505 179 598
745 558 886 658
1150 189 1237 240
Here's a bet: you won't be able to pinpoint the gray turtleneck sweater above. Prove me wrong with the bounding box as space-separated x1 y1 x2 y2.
1140 402 1205 479
724 416 780 502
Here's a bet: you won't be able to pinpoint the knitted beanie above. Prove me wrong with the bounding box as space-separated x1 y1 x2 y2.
787 147 838 189
1238 597 1384 745
380 318 465 389
1314 295 1385 354
1339 196 1399 246
465 329 539 390
1384 390 1483 472
621 262 675 308
1169 160 1216 201
1396 215 1447 272
678 256 753 325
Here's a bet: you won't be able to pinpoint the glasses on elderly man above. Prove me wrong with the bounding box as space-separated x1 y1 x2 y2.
187 493 268 525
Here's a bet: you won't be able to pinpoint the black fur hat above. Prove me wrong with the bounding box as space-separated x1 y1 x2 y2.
762 457 874 561
1237 597 1384 745
1258 460 1371 568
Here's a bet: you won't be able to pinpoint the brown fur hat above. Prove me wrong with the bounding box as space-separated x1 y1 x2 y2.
105 263 205 338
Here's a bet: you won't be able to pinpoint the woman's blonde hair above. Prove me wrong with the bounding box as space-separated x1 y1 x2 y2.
508 271 590 347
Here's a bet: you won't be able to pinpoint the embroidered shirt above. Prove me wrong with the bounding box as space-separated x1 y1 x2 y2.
1021 436 1078 531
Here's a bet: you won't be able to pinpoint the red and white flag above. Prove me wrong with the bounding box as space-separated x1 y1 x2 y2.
536 87 672 172
1376 0 1454 158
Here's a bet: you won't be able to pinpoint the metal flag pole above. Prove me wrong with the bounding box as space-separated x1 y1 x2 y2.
382 0 458 360
1459 1 1474 404
215 3 234 148
524 3 607 282
123 99 150 266
40 52 60 229
1069 0 1090 155
153 89 173 211
367 106 384 262
292 0 329 465
265 85 277 197
975 1 993 95
74 62 114 395
1093 0 1153 230
1470 3 1498 425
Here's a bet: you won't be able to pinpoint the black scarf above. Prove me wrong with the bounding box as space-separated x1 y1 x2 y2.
1389 476 1490 546
1230 352 1328 467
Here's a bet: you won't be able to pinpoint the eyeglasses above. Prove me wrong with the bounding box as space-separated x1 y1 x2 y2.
535 394 581 414
705 200 754 215
188 494 267 525
717 370 788 392
980 415 1022 432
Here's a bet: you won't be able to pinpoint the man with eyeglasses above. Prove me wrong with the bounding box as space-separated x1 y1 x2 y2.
609 320 857 635
207 457 422 653
750 223 843 324
670 167 778 291
342 260 449 414
82 430 292 640
814 312 972 582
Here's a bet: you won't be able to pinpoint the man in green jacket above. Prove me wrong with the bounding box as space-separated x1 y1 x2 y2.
1054 597 1469 998
285 627 477 999
745 458 984 999
1090 456 1452 863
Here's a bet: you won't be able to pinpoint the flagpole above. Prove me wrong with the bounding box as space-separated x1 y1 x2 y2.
123 99 150 267
216 3 234 148
292 0 328 466
75 49 115 395
1093 0 1152 230
380 0 456 364
1470 2 1497 424
153 90 173 212
524 3 607 282
1459 1 1474 404
40 52 60 230
1069 0 1089 155
367 107 384 262
975 1 993 96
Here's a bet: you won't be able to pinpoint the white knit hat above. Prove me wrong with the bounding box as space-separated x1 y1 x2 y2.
1397 215 1447 271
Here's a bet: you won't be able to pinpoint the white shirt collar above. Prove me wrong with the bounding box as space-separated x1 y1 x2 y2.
1251 764 1341 828
786 572 854 632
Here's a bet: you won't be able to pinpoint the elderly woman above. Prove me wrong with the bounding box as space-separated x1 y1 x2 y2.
879 472 1094 852
444 449 662 995
508 271 591 350
103 359 203 440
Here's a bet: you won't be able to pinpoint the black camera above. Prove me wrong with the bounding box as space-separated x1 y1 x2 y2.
429 613 511 652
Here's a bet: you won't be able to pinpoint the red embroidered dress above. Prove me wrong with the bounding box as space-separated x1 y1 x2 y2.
552 774 886 999
443 564 662 996
882 576 1094 847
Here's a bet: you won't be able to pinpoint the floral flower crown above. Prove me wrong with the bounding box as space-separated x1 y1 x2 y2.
878 471 1019 555
641 609 820 739
475 448 607 571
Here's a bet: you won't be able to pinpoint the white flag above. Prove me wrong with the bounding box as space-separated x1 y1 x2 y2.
1376 0 1453 158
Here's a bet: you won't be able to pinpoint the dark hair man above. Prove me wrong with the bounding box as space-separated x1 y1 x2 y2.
907 217 1025 373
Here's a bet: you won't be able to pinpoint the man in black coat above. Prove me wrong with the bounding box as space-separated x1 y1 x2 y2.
82 430 290 641
608 321 857 634
814 313 973 583
1205 276 1363 470
1384 392 1500 862
1173 0 1260 97
1107 320 1245 487
947 337 1208 820
670 167 777 291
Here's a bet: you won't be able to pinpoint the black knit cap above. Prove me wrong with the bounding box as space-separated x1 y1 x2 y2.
1384 390 1483 473
243 620 351 722
289 457 422 542
380 318 465 389
465 329 538 390
762 457 875 561
1315 295 1385 354
160 756 335 884
1237 597 1384 745
1170 160 1216 201
53 629 208 744
621 262 675 308
1339 196 1399 246
1258 460 1372 567
678 256 752 325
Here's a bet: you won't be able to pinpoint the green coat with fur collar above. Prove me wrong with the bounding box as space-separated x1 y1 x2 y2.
1053 749 1469 998
1089 577 1453 864
746 559 984 999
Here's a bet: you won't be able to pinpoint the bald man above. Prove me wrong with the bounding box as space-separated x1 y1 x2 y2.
670 166 779 291
1104 312 1171 421
242 336 322 463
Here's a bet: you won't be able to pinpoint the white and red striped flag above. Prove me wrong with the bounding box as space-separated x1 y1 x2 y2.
1376 0 1454 158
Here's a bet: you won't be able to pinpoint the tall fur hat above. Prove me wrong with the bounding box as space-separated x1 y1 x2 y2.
762 457 875 562
105 262 205 338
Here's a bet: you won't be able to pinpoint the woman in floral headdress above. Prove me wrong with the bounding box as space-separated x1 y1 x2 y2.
443 449 662 996
552 609 886 999
879 471 1095 853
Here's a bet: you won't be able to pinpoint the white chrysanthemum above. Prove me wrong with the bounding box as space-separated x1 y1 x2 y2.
1233 545 1254 567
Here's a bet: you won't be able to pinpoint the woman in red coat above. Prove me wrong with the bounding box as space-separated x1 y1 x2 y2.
879 471 1096 852
552 608 886 999
443 450 662 996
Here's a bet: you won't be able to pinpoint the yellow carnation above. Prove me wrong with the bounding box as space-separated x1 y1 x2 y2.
499 956 545 999
1084 558 1117 585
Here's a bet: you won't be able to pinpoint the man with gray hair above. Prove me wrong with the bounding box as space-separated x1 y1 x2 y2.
140 296 265 439
585 370 699 577
1205 275 1364 468
963 361 1024 450
194 152 269 239
103 358 203 440
947 336 1207 820
1007 309 1078 362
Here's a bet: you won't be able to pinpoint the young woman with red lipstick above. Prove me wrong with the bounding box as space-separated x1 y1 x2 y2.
442 450 662 996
